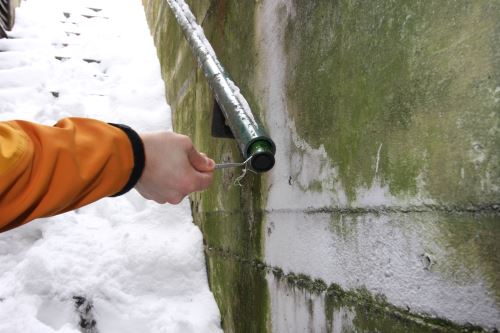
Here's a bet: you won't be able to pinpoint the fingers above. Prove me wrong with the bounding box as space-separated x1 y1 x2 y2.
135 131 215 206
159 190 186 205
148 171 211 204
188 147 215 172
192 168 214 192
146 188 186 205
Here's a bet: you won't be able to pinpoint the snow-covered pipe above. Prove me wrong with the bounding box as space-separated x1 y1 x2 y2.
165 0 275 172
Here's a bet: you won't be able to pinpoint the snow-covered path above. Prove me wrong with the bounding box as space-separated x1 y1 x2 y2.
0 0 222 332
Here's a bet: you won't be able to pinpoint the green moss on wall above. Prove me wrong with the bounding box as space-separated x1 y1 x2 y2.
430 213 500 304
276 270 486 333
143 1 270 332
205 244 270 333
285 0 500 204
142 0 499 332
203 250 488 333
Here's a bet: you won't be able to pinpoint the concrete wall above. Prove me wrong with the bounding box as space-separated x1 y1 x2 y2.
142 0 500 332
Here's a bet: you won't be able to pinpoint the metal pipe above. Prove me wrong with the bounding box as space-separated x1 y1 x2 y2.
165 0 275 173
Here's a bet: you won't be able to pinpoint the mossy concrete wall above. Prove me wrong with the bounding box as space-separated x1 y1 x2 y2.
142 0 499 332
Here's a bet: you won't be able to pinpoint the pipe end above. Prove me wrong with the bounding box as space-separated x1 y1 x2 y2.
250 151 275 172
247 139 275 173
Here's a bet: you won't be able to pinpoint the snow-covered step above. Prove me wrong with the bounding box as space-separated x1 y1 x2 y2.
0 65 50 87
0 51 34 69
0 38 53 52
53 55 100 64
0 86 41 100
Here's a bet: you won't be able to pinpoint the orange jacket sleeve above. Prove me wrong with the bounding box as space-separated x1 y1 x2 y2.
0 118 145 232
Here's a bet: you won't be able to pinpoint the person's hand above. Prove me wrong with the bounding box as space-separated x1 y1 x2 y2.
134 132 215 204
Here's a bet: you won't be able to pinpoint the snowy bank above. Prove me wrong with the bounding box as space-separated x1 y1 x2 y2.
0 0 221 332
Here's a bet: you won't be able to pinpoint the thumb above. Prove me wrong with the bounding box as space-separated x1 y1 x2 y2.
188 147 215 172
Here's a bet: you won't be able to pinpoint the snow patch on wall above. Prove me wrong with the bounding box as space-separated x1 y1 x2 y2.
265 210 500 328
255 0 344 211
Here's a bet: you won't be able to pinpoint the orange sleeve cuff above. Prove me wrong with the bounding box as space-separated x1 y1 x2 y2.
0 118 138 232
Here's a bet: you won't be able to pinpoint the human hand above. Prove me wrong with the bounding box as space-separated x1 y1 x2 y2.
134 132 215 204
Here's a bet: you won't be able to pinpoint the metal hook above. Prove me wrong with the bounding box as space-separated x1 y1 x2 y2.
214 156 253 170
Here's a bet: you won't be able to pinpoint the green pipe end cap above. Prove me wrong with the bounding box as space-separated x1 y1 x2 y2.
251 151 275 172
248 140 275 173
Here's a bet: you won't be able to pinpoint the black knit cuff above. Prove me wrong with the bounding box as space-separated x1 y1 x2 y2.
108 123 145 197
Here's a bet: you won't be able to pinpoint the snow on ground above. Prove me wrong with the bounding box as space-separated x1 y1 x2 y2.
0 0 222 332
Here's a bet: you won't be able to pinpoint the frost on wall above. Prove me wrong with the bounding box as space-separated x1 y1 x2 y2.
143 0 500 332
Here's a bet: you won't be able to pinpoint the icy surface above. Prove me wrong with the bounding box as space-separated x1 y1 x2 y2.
0 0 221 332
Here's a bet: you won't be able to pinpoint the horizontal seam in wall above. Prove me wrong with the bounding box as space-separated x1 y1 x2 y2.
270 204 500 215
204 245 491 333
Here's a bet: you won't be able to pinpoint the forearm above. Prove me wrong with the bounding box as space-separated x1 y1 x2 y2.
0 118 142 232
